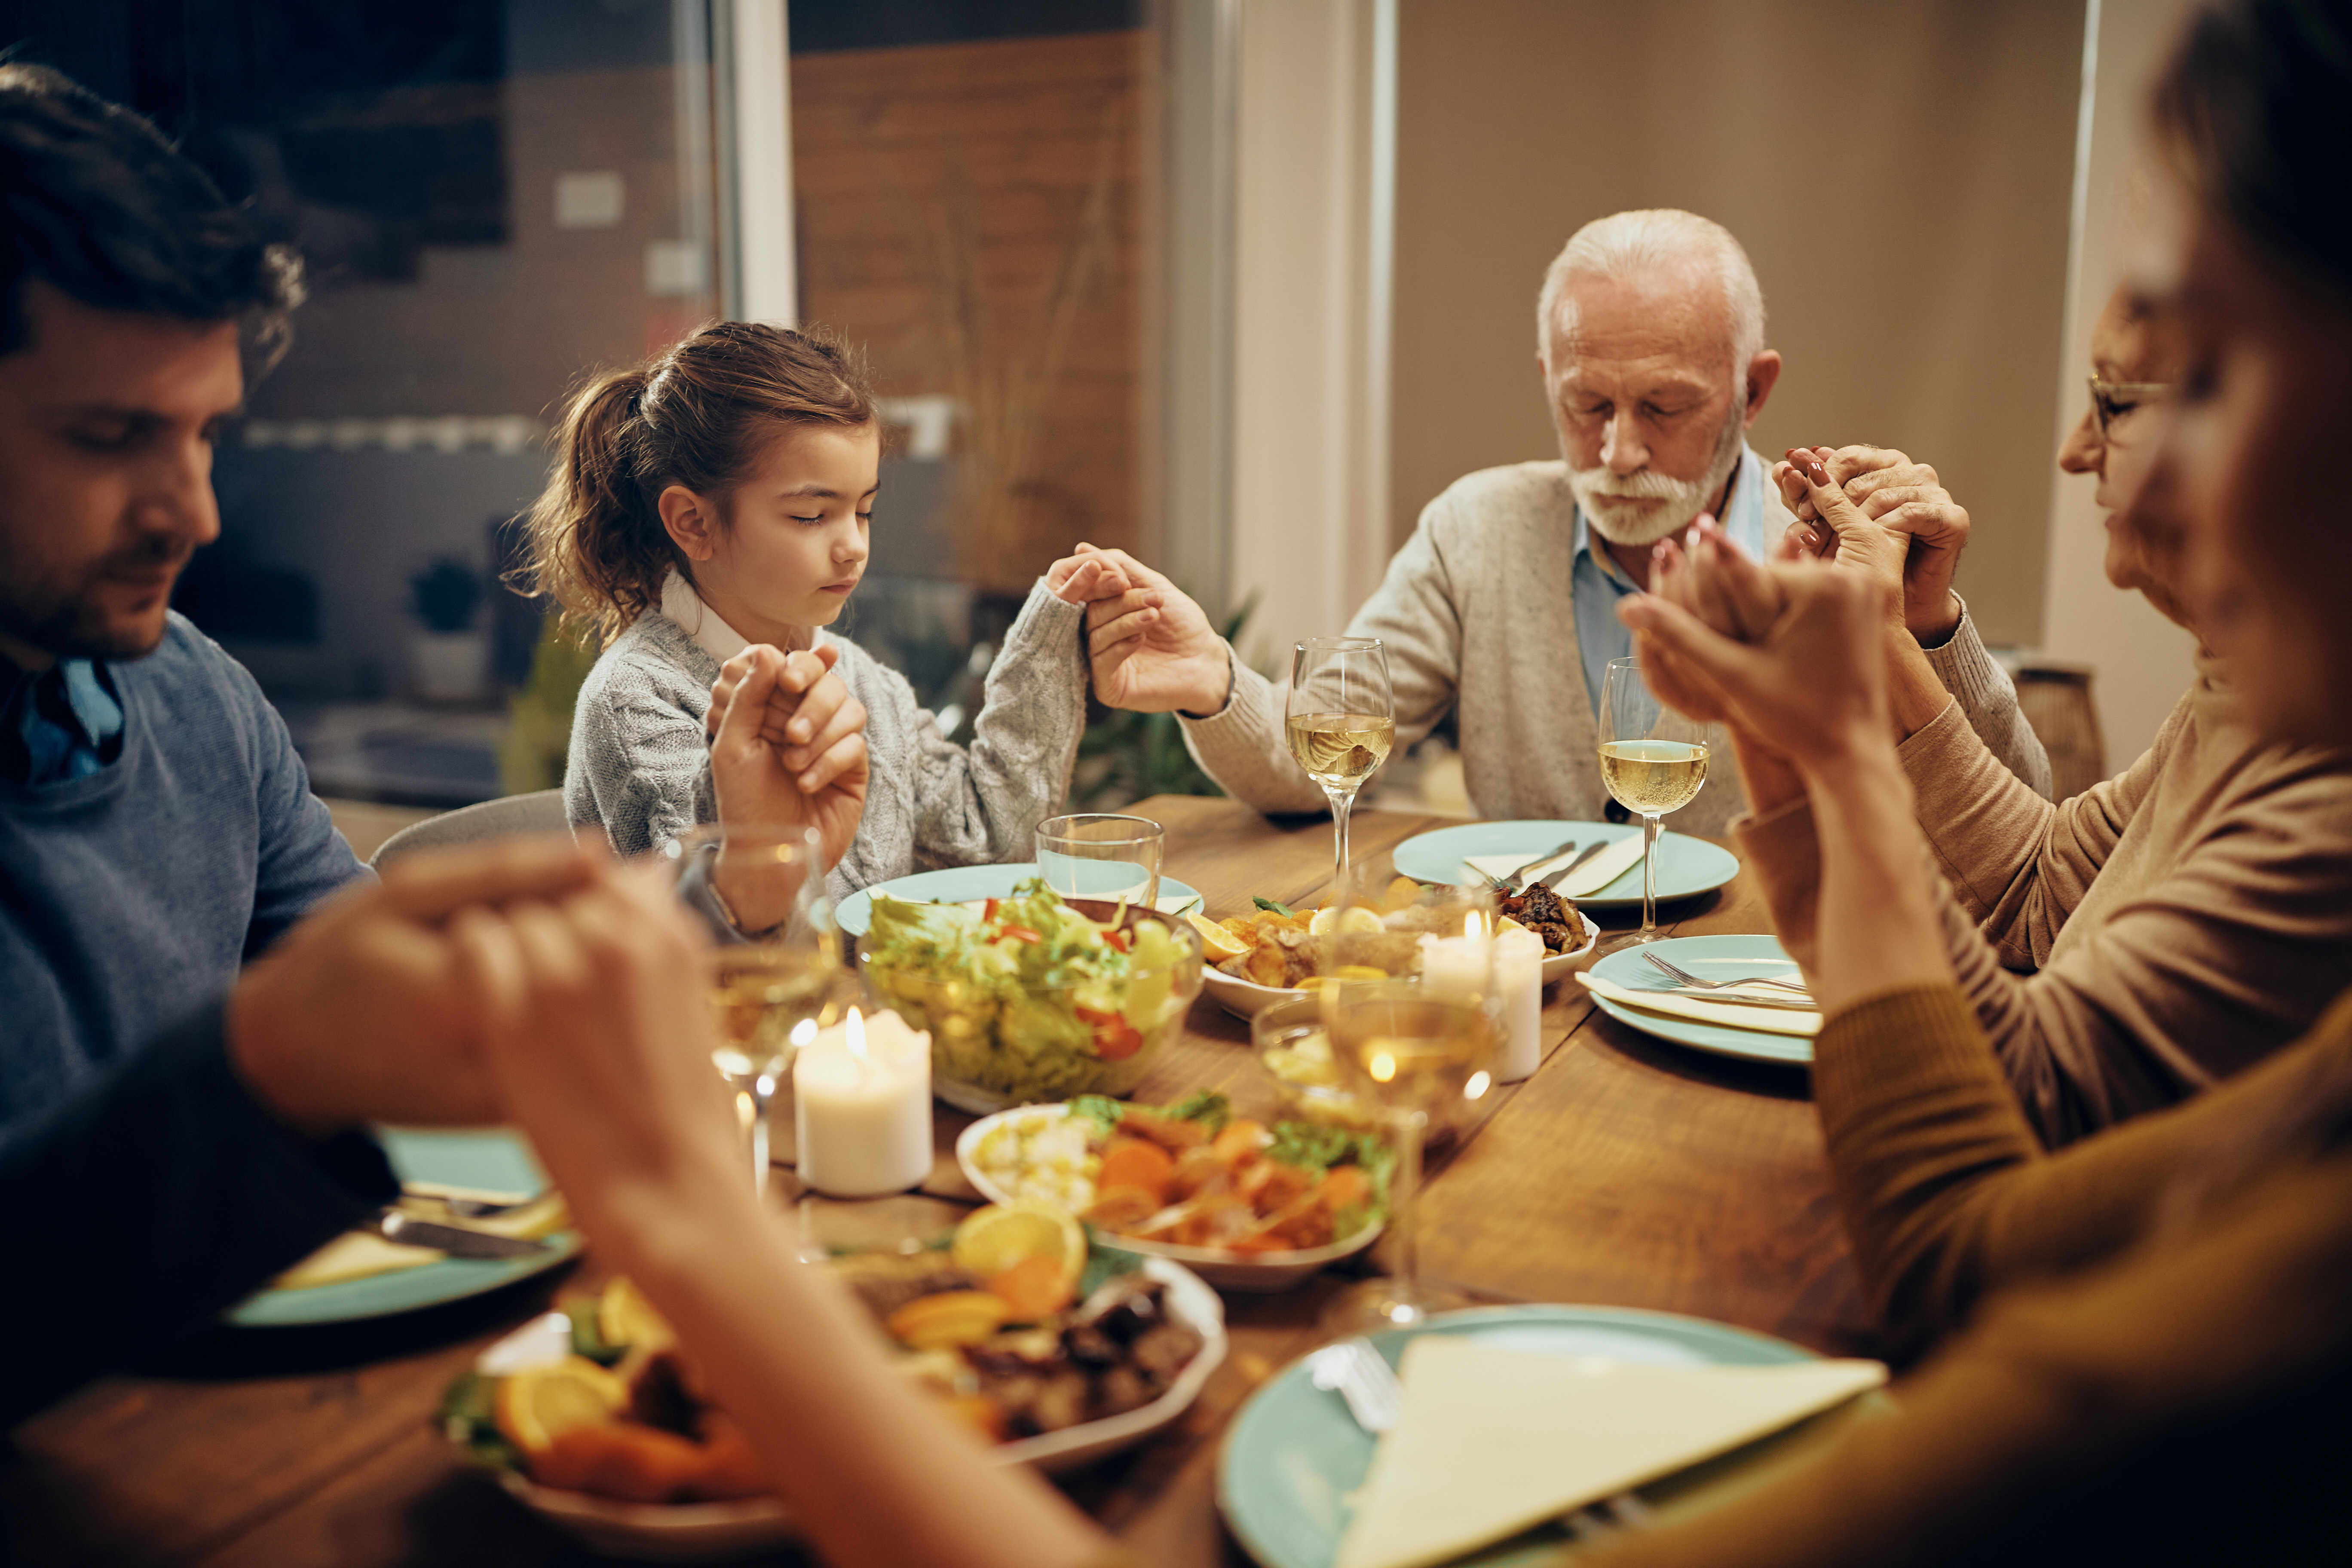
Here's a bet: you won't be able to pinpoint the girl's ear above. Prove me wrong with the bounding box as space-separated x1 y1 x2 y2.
658 483 719 561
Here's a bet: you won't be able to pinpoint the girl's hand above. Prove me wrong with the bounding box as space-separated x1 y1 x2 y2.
1044 549 1130 606
1618 554 1895 776
1069 545 1233 715
709 646 869 888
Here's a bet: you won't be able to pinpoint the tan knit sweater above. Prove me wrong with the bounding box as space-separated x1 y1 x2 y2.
1737 652 2352 1143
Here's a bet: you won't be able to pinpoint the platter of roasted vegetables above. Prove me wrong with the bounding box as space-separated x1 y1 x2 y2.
441 1215 1222 1557
958 1090 1394 1290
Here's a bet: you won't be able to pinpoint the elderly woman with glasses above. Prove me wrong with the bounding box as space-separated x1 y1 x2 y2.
1703 272 2352 1149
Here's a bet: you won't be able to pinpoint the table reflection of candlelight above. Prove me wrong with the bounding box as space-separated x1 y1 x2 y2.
793 1007 934 1197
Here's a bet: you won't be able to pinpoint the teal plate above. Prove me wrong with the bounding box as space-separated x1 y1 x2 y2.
227 1127 579 1328
1390 821 1739 909
836 863 1202 937
1586 935 1811 1066
1217 1304 1818 1568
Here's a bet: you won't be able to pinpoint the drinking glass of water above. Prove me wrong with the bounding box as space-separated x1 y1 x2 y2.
1035 813 1164 910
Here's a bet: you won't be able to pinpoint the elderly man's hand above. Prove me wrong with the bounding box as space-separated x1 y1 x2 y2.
225 837 606 1138
1775 445 1969 643
1068 545 1232 715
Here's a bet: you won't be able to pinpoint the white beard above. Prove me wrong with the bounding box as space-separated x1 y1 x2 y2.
1568 402 1748 547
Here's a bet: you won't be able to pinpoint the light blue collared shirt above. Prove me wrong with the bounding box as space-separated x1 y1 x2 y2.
1569 446 1769 718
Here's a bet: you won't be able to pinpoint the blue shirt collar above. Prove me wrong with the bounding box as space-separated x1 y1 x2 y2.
1569 447 1769 719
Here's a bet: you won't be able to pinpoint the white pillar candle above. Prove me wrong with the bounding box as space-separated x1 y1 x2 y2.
793 1008 934 1198
1417 927 1493 1000
1492 928 1545 1082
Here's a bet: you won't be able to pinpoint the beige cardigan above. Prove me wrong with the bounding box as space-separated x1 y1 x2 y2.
1738 651 2352 1143
1180 460 2051 836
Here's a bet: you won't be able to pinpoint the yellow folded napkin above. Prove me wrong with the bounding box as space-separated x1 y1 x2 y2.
270 1231 443 1291
1335 1338 1886 1568
1578 972 1823 1037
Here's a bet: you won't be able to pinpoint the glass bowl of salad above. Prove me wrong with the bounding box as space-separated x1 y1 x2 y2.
858 880 1205 1113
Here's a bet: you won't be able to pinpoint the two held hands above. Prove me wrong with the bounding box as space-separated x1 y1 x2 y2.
228 835 744 1242
1769 444 1970 643
1047 544 1231 716
705 643 868 874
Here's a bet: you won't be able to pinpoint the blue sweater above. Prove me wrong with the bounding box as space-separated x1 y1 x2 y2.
0 616 391 1419
1 613 363 1129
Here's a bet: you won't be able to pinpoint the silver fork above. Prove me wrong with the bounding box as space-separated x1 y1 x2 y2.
1644 951 1813 997
1308 1338 1648 1537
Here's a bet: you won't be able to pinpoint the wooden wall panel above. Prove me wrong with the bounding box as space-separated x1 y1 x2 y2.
790 31 1149 591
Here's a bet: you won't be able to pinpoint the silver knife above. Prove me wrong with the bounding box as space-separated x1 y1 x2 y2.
1539 840 1613 890
372 1210 552 1259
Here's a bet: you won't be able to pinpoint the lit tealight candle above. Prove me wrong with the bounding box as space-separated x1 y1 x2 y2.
1416 914 1494 1001
793 1007 934 1198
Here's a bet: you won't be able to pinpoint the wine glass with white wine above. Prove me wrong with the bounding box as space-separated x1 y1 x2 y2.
659 824 859 1196
1286 637 1395 894
1317 879 1499 1334
1596 655 1712 952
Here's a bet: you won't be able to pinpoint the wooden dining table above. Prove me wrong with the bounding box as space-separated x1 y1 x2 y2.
3 796 1874 1568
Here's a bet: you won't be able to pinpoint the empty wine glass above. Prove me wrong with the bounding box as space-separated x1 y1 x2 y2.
1286 637 1394 895
1595 656 1712 952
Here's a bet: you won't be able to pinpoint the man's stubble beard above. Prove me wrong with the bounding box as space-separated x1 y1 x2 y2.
1567 391 1749 548
0 535 191 664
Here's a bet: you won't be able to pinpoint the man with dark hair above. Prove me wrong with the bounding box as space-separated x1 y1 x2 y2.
0 64 597 1422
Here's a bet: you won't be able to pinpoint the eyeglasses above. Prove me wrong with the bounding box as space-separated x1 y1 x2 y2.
2088 376 2171 441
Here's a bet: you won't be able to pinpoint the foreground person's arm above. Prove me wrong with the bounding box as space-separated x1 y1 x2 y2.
459 868 1115 1568
1583 1123 2352 1568
1626 538 2352 1350
1 841 603 1424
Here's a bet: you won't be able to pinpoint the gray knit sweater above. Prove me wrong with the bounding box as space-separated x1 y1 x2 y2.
564 582 1089 897
1180 460 2051 836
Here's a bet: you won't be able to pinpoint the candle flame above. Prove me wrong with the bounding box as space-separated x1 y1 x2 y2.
846 1007 867 1061
1464 1070 1492 1100
1369 1050 1397 1083
1462 912 1480 940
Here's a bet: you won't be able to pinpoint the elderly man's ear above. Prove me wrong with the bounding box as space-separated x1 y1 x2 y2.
1742 351 1785 428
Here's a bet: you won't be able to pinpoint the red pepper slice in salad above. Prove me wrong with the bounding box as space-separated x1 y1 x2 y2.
1075 1004 1145 1061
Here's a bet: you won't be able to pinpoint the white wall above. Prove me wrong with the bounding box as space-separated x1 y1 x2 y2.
1226 0 1394 672
2040 0 2200 769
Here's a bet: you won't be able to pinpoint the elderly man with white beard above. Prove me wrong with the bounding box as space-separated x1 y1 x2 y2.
1071 208 2049 832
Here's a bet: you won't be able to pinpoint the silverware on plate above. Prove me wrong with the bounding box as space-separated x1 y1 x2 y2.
1540 840 1614 890
372 1210 552 1259
1643 952 1812 997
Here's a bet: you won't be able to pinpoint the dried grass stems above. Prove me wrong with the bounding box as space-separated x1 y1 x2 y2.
870 95 1125 591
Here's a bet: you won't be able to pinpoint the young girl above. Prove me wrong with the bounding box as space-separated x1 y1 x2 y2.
524 322 1110 892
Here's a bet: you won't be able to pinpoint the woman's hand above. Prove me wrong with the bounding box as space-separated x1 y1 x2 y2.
452 863 753 1263
1619 549 1896 778
1773 445 1971 641
708 645 868 886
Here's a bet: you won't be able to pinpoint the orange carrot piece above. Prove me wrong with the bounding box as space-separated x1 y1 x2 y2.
1318 1165 1372 1213
1098 1138 1175 1204
1211 1120 1270 1167
988 1253 1075 1320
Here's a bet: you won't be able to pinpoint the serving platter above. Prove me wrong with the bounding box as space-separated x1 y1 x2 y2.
956 1104 1384 1291
484 1258 1225 1561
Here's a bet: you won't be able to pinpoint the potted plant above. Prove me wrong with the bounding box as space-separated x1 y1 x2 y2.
409 556 488 701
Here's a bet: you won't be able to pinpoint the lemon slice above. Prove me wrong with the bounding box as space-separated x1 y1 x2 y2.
1498 915 1529 937
1188 913 1250 963
597 1277 677 1354
952 1200 1087 1283
1337 906 1385 934
493 1355 629 1455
